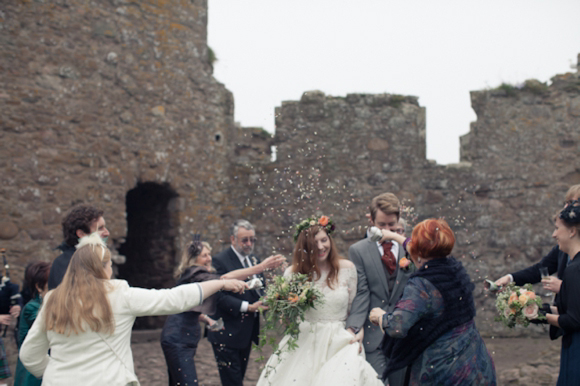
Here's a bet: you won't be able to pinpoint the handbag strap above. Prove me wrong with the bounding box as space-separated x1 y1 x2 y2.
97 333 132 373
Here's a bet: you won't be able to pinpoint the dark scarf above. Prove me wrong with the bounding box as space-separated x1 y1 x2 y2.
176 266 219 315
177 265 217 286
383 256 476 379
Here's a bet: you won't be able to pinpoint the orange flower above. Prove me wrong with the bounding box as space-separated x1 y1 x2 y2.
399 257 410 269
318 216 329 226
508 292 519 305
288 295 300 303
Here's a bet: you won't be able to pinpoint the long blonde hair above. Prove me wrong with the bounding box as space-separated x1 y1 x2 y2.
174 241 213 278
43 244 114 335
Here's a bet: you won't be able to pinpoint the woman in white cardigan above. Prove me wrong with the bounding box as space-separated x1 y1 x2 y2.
20 233 247 386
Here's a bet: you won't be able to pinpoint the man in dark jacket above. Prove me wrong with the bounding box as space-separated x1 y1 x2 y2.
207 220 271 386
47 205 109 289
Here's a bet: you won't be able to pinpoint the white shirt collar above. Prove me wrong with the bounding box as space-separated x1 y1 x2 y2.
231 245 249 265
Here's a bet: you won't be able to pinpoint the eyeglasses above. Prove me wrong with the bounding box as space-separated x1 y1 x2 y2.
239 237 257 244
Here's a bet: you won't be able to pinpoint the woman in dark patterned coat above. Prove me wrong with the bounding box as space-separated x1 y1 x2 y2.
370 218 496 386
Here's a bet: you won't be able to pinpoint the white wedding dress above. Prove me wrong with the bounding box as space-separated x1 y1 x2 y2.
256 265 383 386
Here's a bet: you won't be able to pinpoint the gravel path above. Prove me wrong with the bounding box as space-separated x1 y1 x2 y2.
131 329 268 386
131 330 561 386
0 328 561 385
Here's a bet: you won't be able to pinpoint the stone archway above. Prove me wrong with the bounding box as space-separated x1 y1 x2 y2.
118 181 179 329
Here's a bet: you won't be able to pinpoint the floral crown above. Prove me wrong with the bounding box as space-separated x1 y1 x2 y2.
76 232 108 261
293 215 335 241
560 200 580 225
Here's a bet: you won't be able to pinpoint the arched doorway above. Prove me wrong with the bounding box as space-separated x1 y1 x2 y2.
118 181 179 329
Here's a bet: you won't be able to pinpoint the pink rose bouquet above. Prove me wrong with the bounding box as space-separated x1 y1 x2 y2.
495 283 545 328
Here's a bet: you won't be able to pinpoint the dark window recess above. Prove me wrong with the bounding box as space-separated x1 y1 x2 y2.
118 182 179 329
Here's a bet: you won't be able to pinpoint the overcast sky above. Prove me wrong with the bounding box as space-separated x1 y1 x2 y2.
208 1 580 165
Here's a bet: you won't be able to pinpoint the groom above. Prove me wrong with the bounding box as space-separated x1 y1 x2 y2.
346 192 412 385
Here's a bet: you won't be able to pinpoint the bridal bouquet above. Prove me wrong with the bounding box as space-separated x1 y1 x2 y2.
495 283 545 328
256 273 323 360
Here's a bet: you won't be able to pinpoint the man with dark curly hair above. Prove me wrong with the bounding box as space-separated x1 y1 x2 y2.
47 205 109 289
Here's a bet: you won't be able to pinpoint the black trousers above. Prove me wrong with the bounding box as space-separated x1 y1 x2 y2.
161 313 201 386
211 342 252 386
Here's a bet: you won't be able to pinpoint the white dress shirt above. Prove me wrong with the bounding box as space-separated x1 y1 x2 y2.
231 246 254 312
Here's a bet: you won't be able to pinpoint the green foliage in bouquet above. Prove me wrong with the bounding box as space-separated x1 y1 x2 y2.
255 273 323 362
495 283 546 328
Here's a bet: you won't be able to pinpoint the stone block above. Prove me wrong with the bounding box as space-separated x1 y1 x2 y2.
42 209 60 225
27 228 52 241
0 222 19 240
367 138 389 152
151 106 165 117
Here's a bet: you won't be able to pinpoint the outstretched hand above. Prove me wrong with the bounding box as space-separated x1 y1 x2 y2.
222 279 249 294
494 275 511 287
260 254 286 272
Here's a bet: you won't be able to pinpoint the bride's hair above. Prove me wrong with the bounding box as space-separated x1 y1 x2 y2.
292 225 341 288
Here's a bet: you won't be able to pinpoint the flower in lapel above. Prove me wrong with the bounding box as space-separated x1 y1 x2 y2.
399 257 414 272
251 256 258 266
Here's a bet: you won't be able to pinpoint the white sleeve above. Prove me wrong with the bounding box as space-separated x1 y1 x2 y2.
346 266 358 314
20 305 50 377
122 282 204 317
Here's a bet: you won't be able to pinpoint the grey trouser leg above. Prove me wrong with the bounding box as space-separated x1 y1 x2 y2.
366 348 407 386
365 347 387 379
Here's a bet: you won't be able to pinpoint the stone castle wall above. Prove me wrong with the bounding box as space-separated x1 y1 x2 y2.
0 0 241 309
1 1 580 334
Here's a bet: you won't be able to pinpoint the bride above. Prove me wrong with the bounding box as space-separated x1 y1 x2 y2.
256 216 383 386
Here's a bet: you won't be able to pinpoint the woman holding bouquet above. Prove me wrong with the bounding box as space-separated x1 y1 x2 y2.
546 201 580 385
369 218 496 385
256 216 383 386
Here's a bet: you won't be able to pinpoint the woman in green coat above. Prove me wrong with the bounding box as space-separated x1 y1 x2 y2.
14 261 50 386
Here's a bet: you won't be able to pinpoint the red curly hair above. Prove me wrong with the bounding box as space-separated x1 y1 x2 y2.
408 218 455 259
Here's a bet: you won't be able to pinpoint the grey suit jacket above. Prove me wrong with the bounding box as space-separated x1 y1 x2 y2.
346 238 413 353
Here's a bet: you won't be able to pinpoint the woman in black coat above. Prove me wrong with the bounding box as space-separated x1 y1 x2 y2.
161 237 286 385
546 201 580 385
161 239 220 386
